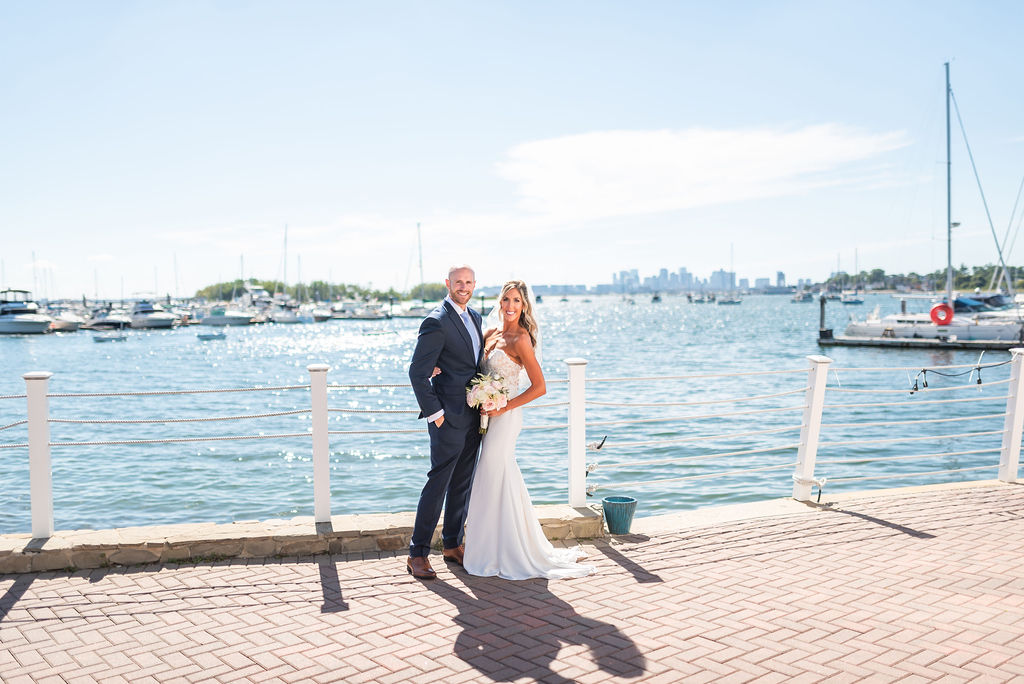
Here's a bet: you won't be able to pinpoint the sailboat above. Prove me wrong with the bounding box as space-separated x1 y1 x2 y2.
840 249 865 304
717 243 742 305
842 63 1024 343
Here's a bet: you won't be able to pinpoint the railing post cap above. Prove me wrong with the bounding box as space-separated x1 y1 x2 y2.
23 371 53 380
564 357 588 366
805 355 833 365
307 364 330 373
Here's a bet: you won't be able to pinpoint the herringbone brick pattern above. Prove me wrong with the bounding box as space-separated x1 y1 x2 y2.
2 484 1023 682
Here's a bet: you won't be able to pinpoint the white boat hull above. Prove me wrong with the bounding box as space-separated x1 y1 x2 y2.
131 313 177 329
200 313 253 326
846 314 1024 341
0 314 52 334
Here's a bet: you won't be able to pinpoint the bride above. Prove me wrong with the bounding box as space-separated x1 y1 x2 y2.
462 280 594 580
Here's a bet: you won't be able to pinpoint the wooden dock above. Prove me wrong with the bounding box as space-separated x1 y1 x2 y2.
817 329 1023 351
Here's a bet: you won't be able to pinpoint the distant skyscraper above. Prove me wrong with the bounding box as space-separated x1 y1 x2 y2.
776 271 785 287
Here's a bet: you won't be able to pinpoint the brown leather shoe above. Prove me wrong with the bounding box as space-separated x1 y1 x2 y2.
442 544 465 566
406 556 437 579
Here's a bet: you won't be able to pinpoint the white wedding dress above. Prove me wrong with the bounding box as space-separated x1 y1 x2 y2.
463 349 595 580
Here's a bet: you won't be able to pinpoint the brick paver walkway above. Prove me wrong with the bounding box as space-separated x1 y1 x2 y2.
2 483 1023 683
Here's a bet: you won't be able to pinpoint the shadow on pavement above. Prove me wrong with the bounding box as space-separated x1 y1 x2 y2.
816 504 937 539
0 575 35 624
318 557 348 612
425 572 646 682
589 537 663 583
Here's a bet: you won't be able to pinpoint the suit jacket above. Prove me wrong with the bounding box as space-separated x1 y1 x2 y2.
408 300 484 429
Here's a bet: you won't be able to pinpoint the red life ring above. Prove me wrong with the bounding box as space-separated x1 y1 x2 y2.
930 303 954 325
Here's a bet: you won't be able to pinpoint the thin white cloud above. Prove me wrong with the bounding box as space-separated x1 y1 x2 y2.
495 125 911 222
87 254 115 262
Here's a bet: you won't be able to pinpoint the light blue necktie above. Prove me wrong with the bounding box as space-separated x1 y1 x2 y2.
461 310 480 361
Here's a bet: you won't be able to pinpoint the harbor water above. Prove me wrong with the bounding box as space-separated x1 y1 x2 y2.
0 293 1014 534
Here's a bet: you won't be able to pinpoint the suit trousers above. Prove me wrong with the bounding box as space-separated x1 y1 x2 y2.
409 417 482 557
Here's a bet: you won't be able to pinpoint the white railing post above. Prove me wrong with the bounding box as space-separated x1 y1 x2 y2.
308 364 331 522
793 355 832 501
25 371 54 538
998 348 1024 483
566 358 588 507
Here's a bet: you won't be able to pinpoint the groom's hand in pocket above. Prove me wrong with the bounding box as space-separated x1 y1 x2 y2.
434 416 445 428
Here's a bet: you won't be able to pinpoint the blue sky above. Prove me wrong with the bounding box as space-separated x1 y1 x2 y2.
2 1 1023 298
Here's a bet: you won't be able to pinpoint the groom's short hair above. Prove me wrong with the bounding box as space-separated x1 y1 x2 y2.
447 264 475 281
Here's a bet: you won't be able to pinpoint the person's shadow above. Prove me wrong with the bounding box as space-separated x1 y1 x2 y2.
425 572 646 682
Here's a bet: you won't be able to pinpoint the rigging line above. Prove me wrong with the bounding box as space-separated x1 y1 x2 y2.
950 88 1016 300
1006 176 1024 271
990 174 1024 291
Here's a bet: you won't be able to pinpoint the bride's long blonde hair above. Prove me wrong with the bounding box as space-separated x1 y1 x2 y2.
500 280 538 348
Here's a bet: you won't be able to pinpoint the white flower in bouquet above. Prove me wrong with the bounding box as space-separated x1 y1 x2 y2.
466 373 510 434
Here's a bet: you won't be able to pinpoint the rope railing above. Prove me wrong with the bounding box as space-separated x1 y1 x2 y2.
824 394 1009 410
825 378 1010 394
46 432 313 447
587 425 802 452
829 360 1012 372
825 464 998 485
584 403 806 428
585 368 808 383
816 447 1001 466
821 413 1005 429
585 386 807 409
45 384 310 399
590 442 802 470
817 429 1003 448
48 409 311 425
0 394 27 401
591 462 800 492
0 419 27 432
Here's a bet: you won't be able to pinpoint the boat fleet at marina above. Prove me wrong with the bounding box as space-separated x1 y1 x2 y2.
0 282 427 338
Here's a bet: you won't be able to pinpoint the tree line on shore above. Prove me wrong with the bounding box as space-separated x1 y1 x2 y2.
193 279 448 302
824 263 1024 292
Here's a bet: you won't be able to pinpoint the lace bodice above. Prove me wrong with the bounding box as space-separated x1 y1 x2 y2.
483 348 522 395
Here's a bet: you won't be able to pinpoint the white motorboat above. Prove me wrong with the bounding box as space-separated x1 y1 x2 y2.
83 305 131 330
200 306 253 326
130 300 177 329
269 305 304 324
49 308 86 332
0 290 53 334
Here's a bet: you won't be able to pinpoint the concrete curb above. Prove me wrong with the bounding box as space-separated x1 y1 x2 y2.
0 504 605 573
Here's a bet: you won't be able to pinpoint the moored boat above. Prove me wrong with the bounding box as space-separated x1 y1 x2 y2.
200 306 253 326
0 289 52 334
130 300 178 329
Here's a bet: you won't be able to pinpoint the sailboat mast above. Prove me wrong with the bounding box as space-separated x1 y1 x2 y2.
945 62 953 306
417 222 424 296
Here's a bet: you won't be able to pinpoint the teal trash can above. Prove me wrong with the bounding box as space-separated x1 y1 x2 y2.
602 496 637 535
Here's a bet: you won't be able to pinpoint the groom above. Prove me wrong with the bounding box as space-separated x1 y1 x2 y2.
407 264 484 579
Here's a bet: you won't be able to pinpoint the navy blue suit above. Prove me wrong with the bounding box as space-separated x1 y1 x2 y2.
408 300 484 557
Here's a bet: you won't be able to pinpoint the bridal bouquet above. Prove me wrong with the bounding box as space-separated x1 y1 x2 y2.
466 372 509 435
